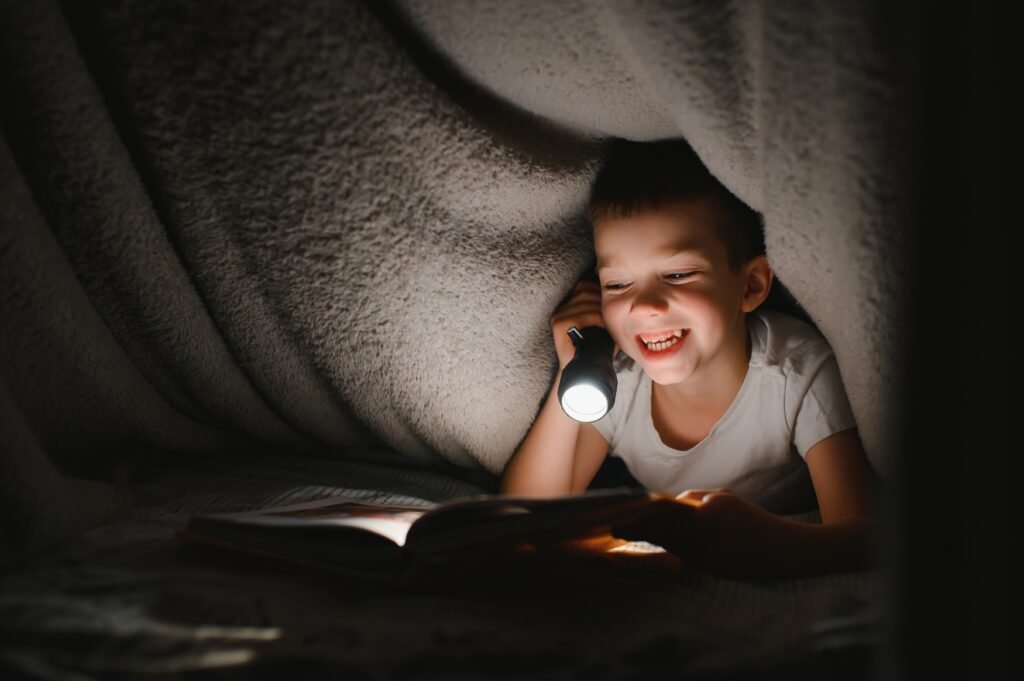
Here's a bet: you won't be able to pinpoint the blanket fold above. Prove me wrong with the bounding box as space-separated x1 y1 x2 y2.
1 0 917 550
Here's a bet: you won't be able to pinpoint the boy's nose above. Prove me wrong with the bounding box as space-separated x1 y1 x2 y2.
629 288 669 316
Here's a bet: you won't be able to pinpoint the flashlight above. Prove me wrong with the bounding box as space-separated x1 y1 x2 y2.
558 326 617 422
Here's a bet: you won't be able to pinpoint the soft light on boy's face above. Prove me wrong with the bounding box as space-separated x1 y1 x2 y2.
594 198 754 389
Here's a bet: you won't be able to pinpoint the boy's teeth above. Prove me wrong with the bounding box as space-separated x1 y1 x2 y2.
641 329 684 344
645 335 682 352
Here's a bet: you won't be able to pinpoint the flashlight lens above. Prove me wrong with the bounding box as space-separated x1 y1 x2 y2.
560 383 609 422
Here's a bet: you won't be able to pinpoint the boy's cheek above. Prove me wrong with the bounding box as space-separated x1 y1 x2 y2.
600 305 629 348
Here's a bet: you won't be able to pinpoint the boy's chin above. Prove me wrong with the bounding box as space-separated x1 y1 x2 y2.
627 350 691 384
644 365 692 386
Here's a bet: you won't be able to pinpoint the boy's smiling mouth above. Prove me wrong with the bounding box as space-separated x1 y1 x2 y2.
636 328 689 357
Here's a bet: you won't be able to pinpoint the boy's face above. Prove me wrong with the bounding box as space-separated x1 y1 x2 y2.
594 198 757 387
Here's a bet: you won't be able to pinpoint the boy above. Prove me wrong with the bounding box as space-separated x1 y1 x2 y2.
501 139 878 578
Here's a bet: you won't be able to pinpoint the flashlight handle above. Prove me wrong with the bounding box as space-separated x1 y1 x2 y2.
566 326 614 356
558 326 618 420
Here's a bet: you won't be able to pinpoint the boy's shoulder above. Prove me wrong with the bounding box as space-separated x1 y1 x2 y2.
749 308 834 374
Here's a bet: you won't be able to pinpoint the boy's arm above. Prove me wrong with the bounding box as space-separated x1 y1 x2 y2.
500 375 609 496
570 419 611 492
804 427 876 524
726 426 879 576
504 277 611 497
610 429 880 578
611 492 878 579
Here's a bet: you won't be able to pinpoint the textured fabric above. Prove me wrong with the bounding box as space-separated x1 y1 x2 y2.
0 451 882 679
0 0 916 551
592 309 857 514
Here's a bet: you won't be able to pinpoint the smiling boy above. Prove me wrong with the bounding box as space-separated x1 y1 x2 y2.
501 139 879 578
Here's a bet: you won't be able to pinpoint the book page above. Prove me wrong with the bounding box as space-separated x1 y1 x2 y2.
187 497 431 549
260 502 426 547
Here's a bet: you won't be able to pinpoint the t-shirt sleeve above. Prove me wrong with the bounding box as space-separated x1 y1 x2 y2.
787 342 858 458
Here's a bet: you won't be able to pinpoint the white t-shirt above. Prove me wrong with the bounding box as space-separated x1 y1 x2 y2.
591 308 857 515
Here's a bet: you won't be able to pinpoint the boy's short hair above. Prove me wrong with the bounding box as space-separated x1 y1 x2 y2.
586 138 765 271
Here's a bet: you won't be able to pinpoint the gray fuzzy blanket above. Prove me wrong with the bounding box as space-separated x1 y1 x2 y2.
1 0 915 551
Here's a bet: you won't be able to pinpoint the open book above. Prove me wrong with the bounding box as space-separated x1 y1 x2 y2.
176 487 692 584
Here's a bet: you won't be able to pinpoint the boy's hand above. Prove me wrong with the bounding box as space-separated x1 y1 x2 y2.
550 279 620 371
610 489 787 577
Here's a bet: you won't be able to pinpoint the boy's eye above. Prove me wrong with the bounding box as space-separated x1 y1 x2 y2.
603 273 694 291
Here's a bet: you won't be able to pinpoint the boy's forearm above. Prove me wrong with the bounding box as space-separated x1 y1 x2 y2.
712 515 880 579
500 377 581 496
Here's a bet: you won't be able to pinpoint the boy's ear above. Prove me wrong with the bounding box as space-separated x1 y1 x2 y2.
740 255 773 313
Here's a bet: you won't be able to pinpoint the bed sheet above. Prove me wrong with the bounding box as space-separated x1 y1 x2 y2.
0 453 883 680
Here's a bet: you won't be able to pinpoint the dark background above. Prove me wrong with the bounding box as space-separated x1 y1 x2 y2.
891 3 1011 680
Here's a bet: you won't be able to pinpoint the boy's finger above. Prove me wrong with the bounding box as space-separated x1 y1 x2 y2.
557 303 602 323
568 291 601 305
570 287 597 300
561 313 605 329
551 306 605 326
557 292 602 313
676 489 718 504
552 299 600 315
558 284 600 307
